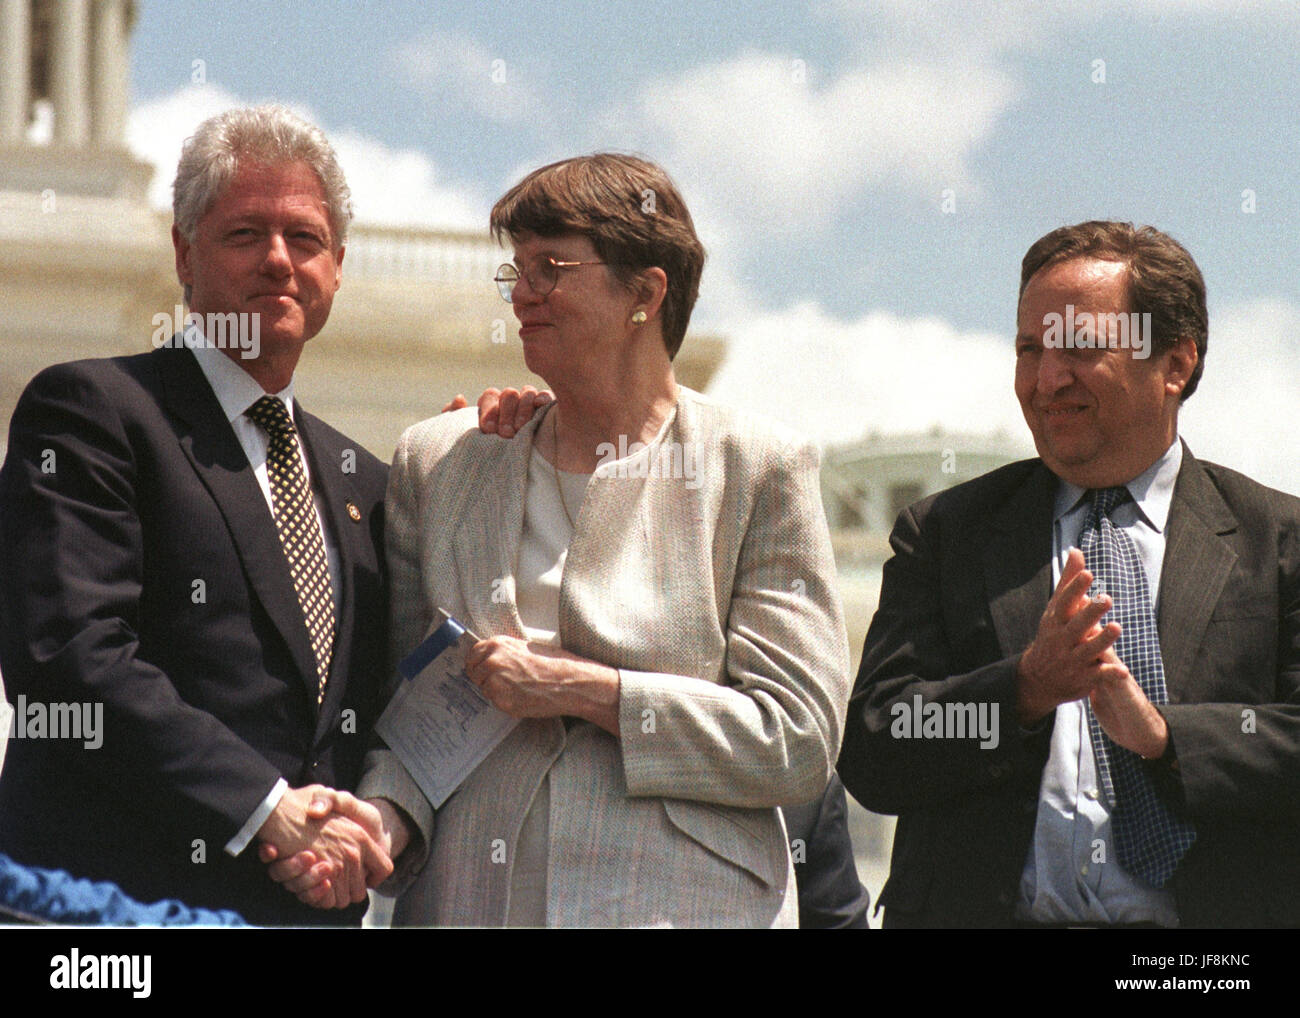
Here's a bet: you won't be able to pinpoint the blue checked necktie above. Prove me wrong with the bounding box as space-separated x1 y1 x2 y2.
1079 486 1195 887
247 396 335 704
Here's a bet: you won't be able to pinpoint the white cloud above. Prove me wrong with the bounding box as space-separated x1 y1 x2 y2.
633 0 1297 236
1179 298 1300 496
126 83 245 211
707 301 1029 450
633 51 1017 228
330 130 484 231
705 296 1300 498
126 85 482 230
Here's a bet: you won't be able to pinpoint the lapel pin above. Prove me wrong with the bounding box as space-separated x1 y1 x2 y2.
346 501 362 522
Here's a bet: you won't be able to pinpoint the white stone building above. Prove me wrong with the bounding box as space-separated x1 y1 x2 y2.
0 0 725 460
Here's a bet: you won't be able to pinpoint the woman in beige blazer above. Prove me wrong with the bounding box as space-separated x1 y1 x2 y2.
360 154 850 926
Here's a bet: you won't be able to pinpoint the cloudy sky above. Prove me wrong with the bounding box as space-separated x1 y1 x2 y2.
124 0 1300 493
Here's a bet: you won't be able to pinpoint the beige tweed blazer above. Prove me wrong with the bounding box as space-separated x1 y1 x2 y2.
358 386 850 926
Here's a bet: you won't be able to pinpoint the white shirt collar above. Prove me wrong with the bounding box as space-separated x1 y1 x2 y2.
186 324 296 424
1052 439 1183 533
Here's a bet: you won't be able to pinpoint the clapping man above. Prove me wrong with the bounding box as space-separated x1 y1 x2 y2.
839 222 1300 927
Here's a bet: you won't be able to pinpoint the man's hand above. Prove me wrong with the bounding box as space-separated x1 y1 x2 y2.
259 792 413 908
256 785 393 910
470 386 553 438
440 387 553 435
1017 548 1123 725
1089 648 1170 759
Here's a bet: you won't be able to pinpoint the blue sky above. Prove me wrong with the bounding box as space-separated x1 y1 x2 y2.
124 1 1300 492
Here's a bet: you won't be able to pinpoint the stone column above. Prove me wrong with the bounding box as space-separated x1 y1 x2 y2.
0 0 30 143
91 0 128 147
50 0 90 146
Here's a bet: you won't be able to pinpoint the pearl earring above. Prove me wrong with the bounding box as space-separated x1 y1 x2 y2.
632 310 647 324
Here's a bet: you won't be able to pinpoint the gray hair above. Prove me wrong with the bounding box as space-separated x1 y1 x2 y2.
172 104 353 247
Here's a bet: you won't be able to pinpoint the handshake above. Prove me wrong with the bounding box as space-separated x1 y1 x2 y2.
255 785 412 909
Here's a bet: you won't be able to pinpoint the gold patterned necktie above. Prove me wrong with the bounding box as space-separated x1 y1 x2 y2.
246 395 335 704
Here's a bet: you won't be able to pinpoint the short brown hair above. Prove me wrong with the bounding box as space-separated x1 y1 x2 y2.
1019 221 1207 399
490 153 705 360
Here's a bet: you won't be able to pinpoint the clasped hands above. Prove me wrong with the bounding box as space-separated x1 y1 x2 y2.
256 785 409 910
1016 547 1169 759
257 638 619 909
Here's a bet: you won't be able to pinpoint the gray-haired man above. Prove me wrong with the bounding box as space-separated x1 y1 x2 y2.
2 105 392 925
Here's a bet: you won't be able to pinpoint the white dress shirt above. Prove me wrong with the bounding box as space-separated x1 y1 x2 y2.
188 338 342 857
1016 439 1183 926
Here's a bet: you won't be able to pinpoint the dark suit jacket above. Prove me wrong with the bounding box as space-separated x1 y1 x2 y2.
0 347 389 925
783 774 871 929
837 445 1300 928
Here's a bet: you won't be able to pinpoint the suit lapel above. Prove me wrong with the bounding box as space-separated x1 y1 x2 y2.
1157 443 1238 701
451 412 540 641
159 348 322 698
985 462 1057 659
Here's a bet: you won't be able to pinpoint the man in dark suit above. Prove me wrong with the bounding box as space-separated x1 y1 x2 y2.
0 105 394 925
838 221 1300 928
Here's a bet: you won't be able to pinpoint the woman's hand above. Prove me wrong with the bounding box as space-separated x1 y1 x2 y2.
465 636 621 735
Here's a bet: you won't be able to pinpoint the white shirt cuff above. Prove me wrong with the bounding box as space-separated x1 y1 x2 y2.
224 778 289 857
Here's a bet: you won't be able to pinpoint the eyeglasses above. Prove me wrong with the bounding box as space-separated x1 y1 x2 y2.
494 257 606 302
